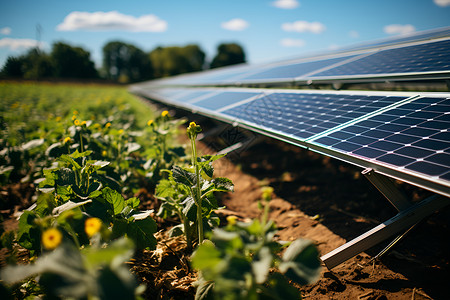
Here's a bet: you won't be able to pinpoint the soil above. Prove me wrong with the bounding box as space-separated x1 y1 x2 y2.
1 122 450 299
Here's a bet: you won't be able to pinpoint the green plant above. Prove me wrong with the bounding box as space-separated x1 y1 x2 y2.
17 150 157 255
191 187 321 300
1 218 144 299
157 122 234 250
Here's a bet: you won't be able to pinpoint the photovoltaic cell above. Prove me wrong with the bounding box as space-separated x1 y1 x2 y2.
311 39 450 77
193 91 262 110
237 55 357 82
222 92 406 139
312 96 450 181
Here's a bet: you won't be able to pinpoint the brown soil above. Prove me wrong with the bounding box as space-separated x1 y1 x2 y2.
1 126 449 299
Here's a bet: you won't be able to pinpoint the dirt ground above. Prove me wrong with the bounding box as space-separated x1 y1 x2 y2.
1 118 449 299
203 129 450 300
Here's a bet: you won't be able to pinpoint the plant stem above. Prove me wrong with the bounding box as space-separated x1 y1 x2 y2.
191 136 203 244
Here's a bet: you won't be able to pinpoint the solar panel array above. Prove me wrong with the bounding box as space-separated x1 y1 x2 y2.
131 27 450 198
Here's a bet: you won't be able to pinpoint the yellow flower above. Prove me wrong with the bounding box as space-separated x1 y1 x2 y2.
73 110 79 115
42 228 63 250
102 150 107 157
63 137 71 144
72 115 77 121
147 120 154 126
105 122 111 128
85 217 102 237
74 119 80 126
261 186 274 201
161 110 169 117
55 116 62 122
118 129 124 135
81 121 87 126
226 215 237 225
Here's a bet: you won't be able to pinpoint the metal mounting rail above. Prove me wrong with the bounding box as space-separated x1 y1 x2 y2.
320 169 450 269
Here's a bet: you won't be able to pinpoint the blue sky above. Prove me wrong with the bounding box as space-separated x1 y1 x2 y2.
1 0 450 69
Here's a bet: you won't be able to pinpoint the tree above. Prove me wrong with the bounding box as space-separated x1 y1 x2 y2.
149 44 205 78
210 43 246 69
1 56 26 78
51 42 98 79
102 41 152 83
21 48 54 79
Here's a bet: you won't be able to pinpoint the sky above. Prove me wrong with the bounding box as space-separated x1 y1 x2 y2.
1 0 450 70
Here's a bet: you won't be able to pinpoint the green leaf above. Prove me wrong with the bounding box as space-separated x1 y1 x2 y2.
21 138 44 150
252 246 273 284
279 239 321 285
91 160 110 169
126 218 157 250
0 243 85 286
124 142 141 153
191 240 222 270
16 211 39 251
212 177 234 193
70 150 92 159
182 196 197 221
125 197 140 209
172 165 196 187
58 154 81 169
264 273 302 300
56 167 76 186
52 199 92 216
103 187 125 216
194 277 215 300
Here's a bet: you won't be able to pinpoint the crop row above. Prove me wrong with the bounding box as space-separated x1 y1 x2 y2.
0 82 320 299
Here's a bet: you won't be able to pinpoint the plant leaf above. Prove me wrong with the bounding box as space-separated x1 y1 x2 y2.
252 246 273 284
126 218 157 250
279 239 321 285
172 165 196 187
102 187 125 216
52 199 92 216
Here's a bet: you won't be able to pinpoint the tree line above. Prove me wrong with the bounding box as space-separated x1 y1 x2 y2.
0 41 246 83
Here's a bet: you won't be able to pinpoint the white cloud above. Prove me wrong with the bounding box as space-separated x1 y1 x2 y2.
1 27 11 35
280 38 305 47
434 0 450 7
0 38 45 50
384 24 415 35
272 0 300 9
221 18 249 31
349 30 359 38
56 11 168 32
282 21 326 34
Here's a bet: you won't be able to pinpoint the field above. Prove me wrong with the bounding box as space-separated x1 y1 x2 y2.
1 81 449 299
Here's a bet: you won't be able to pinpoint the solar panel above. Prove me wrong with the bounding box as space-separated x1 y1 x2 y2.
192 91 263 110
310 39 450 79
235 54 359 84
311 95 450 188
221 92 407 139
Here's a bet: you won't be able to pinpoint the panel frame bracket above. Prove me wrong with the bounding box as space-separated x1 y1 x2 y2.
320 168 450 269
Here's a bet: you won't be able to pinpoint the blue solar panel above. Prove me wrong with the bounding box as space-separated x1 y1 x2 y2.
237 55 358 83
222 92 407 139
312 96 450 181
311 39 450 78
193 91 262 110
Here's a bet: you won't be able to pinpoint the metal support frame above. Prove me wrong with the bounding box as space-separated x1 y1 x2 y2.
320 168 450 269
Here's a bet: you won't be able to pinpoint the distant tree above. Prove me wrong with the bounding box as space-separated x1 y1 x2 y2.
102 41 152 83
149 44 205 78
210 43 246 69
51 42 98 78
21 48 54 79
1 56 26 77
